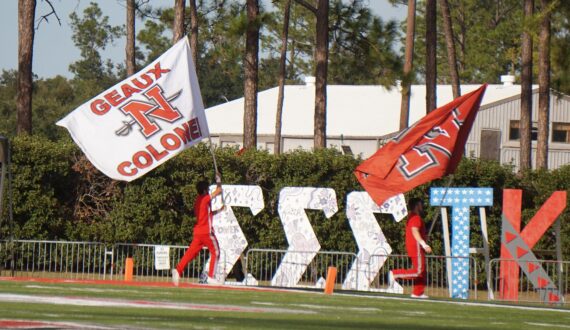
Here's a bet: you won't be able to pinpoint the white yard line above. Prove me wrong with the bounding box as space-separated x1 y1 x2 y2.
0 319 114 329
25 285 134 294
0 293 315 315
526 322 570 328
338 292 570 313
289 303 381 312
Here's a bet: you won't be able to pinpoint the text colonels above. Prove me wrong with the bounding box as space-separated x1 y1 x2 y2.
89 63 203 177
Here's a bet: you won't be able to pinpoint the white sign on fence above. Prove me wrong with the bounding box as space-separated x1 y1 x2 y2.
154 245 170 270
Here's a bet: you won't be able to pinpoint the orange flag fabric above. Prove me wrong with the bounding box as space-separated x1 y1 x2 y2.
355 84 487 206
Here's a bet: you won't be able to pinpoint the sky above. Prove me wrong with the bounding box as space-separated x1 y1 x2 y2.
0 0 406 79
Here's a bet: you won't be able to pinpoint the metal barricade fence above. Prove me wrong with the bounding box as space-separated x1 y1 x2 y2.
3 239 568 305
0 240 113 280
368 254 478 299
0 240 224 283
489 258 570 304
113 243 226 283
245 248 358 289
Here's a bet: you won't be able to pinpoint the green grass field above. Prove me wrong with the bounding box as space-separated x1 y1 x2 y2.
0 280 568 329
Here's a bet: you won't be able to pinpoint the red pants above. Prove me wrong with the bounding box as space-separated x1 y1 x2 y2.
392 247 426 296
176 233 219 278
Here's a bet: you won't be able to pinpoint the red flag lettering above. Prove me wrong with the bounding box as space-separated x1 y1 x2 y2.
355 85 487 205
120 85 182 138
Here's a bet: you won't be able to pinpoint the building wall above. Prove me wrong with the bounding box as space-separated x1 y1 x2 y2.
468 91 570 170
211 91 570 170
213 134 380 158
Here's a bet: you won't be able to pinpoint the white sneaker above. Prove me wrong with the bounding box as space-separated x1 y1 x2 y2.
386 271 403 294
171 269 180 287
410 293 429 299
206 276 221 285
386 284 404 294
198 272 207 284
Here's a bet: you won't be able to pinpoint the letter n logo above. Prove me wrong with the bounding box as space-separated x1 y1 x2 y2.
120 85 182 138
499 189 566 303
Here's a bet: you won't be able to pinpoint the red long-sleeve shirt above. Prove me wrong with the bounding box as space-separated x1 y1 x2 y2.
405 212 427 253
193 194 213 235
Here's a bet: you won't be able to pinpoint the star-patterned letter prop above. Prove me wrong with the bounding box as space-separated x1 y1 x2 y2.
430 187 493 299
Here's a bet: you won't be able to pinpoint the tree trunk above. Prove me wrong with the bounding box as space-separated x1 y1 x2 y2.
313 0 329 149
457 3 466 72
243 0 259 149
189 0 198 67
399 0 416 130
290 17 297 76
520 0 533 171
275 0 292 155
537 0 551 169
425 0 437 113
439 0 460 99
126 0 136 76
173 0 185 43
17 0 36 135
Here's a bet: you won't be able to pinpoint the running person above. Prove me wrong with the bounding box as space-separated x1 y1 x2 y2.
172 179 224 286
388 197 432 298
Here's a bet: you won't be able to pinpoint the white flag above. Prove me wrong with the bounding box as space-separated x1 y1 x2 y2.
57 38 209 181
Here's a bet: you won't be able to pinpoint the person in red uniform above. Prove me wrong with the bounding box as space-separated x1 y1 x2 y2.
172 178 224 286
388 197 432 298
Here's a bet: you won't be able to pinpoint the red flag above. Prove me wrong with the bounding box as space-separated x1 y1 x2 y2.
355 84 487 205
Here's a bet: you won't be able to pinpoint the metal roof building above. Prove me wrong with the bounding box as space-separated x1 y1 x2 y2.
205 78 570 170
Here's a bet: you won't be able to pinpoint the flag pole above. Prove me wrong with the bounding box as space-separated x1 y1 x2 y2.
428 174 454 237
208 137 220 175
207 137 225 206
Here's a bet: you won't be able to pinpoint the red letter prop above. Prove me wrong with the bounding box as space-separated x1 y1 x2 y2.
499 189 566 303
355 85 487 205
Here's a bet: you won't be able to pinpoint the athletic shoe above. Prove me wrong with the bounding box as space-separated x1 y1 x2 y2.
198 272 208 284
171 269 180 287
410 293 429 299
386 271 404 294
206 276 222 285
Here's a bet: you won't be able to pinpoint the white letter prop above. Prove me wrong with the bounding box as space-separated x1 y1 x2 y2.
342 193 407 290
56 38 209 181
271 187 338 287
207 185 264 282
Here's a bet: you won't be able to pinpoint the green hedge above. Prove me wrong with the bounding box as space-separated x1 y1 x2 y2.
2 135 569 260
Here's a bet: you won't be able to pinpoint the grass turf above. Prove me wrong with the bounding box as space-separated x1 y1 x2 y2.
0 280 568 329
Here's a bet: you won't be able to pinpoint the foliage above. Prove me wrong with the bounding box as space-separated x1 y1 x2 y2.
5 135 78 240
0 70 80 140
3 137 569 261
2 1 570 262
551 1 570 94
409 0 570 94
328 0 402 85
412 0 522 84
68 2 124 86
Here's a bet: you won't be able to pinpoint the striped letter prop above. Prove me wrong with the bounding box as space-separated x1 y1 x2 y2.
271 187 338 288
499 189 566 303
206 185 264 283
57 38 208 181
342 192 407 291
430 187 493 299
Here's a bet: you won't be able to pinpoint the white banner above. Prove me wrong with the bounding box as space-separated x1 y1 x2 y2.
154 245 170 270
57 38 209 181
